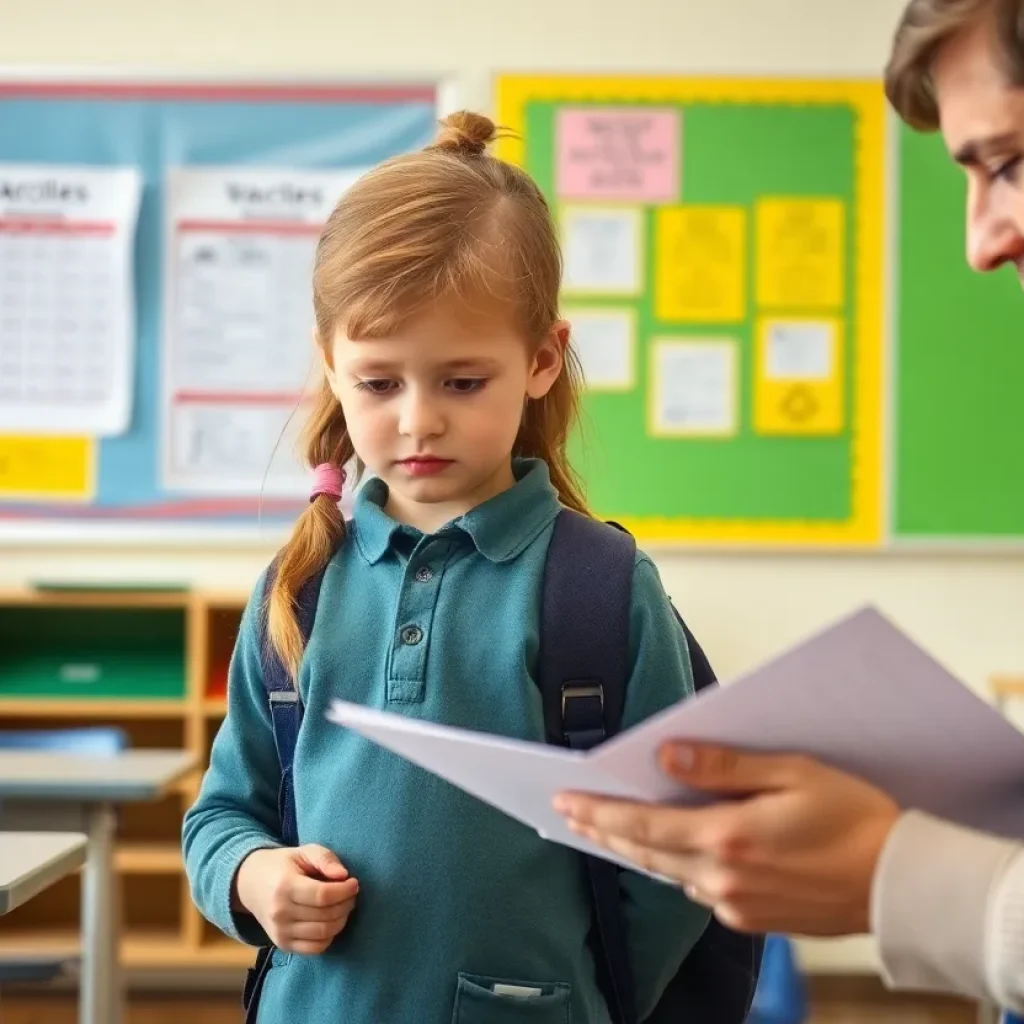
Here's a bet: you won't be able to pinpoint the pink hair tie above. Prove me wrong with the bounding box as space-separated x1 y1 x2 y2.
310 463 345 503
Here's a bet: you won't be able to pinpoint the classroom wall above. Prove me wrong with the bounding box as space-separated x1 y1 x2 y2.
3 0 1024 972
3 0 1023 695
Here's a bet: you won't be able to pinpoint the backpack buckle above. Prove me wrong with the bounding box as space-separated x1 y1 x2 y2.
269 690 299 704
561 683 604 717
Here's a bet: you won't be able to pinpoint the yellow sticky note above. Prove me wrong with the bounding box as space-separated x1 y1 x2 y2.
756 198 845 309
655 206 746 323
0 436 95 502
754 317 844 436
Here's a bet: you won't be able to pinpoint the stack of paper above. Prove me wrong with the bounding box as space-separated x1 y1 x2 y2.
327 607 1024 875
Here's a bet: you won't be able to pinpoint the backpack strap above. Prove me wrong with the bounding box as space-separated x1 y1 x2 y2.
542 512 764 1024
243 561 331 1021
539 510 635 746
539 508 638 1024
257 561 331 847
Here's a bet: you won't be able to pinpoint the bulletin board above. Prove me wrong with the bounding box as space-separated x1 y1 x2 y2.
894 123 1024 544
0 74 450 543
497 75 886 548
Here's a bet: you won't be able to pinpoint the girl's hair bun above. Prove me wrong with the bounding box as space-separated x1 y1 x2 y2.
432 111 499 157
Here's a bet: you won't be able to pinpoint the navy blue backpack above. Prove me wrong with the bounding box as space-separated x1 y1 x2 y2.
243 509 763 1024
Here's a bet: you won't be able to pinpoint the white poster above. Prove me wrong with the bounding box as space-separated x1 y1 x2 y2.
162 166 365 496
561 205 643 295
765 319 835 380
651 338 737 436
0 164 142 436
566 307 635 390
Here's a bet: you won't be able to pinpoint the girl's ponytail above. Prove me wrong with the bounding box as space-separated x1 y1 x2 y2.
266 380 355 683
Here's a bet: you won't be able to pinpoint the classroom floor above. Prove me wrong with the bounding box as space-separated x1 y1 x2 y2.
0 980 978 1024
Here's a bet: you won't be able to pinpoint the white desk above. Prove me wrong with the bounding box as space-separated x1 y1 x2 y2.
0 832 88 915
0 750 196 1024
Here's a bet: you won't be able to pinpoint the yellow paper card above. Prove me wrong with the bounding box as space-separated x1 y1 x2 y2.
655 206 746 323
0 436 96 502
754 317 844 435
756 198 845 309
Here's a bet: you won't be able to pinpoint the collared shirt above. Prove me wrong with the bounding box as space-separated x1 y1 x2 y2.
184 458 709 1024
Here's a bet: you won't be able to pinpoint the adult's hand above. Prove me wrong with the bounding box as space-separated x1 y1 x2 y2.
555 744 901 936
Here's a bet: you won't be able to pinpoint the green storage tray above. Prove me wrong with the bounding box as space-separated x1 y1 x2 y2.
0 606 187 701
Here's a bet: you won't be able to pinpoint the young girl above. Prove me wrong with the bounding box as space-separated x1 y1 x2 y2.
183 111 710 1024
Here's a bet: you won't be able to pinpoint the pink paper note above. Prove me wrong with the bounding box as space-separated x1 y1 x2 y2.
556 107 681 202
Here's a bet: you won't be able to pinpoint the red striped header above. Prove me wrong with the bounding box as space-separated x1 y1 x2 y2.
0 82 436 104
0 496 306 519
174 392 310 405
176 220 322 236
0 219 115 235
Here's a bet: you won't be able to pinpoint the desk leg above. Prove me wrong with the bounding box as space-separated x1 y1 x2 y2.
978 1003 1003 1024
79 803 121 1024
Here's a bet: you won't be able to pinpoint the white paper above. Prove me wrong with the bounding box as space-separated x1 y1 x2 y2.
162 166 366 496
568 308 635 389
328 606 1024 878
766 320 834 380
652 338 736 435
561 206 642 294
0 164 142 436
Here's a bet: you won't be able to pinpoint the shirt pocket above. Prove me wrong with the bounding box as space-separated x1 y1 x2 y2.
452 973 571 1024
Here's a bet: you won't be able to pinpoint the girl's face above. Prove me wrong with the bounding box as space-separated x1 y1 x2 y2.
325 300 565 533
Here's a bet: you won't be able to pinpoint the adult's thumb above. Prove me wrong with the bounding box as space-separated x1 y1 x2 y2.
658 743 809 794
296 844 349 880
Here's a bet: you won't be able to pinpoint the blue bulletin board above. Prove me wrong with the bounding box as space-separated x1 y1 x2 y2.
0 75 449 543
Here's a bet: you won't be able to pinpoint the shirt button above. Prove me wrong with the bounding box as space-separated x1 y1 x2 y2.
400 625 424 646
415 566 434 583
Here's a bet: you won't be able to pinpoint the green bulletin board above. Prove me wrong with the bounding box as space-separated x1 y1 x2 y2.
896 126 1024 541
497 75 886 547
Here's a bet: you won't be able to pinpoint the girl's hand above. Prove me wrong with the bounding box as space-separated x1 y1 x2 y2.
234 844 359 954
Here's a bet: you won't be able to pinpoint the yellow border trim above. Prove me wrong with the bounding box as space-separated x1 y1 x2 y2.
496 74 885 548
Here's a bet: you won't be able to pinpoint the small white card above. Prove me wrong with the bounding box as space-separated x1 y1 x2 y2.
650 338 737 436
561 205 642 295
567 308 635 390
766 320 835 380
493 984 543 998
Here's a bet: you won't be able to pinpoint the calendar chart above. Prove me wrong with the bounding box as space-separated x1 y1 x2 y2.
0 165 141 437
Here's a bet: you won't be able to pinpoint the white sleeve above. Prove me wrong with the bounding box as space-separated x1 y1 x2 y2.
872 810 1024 1010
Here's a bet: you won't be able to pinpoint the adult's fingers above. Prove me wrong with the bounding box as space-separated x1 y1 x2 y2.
567 816 704 887
658 744 823 794
556 794 728 856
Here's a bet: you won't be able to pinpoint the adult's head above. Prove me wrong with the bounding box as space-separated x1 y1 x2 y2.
887 0 1024 278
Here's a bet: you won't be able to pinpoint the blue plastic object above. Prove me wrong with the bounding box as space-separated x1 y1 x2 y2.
747 935 808 1024
0 727 128 756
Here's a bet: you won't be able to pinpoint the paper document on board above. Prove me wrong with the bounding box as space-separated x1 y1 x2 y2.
327 607 1024 874
161 166 365 496
0 164 142 436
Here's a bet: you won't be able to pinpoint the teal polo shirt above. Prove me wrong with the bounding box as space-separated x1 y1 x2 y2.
183 459 709 1023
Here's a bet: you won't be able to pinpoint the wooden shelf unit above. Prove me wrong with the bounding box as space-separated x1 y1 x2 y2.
0 586 247 973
